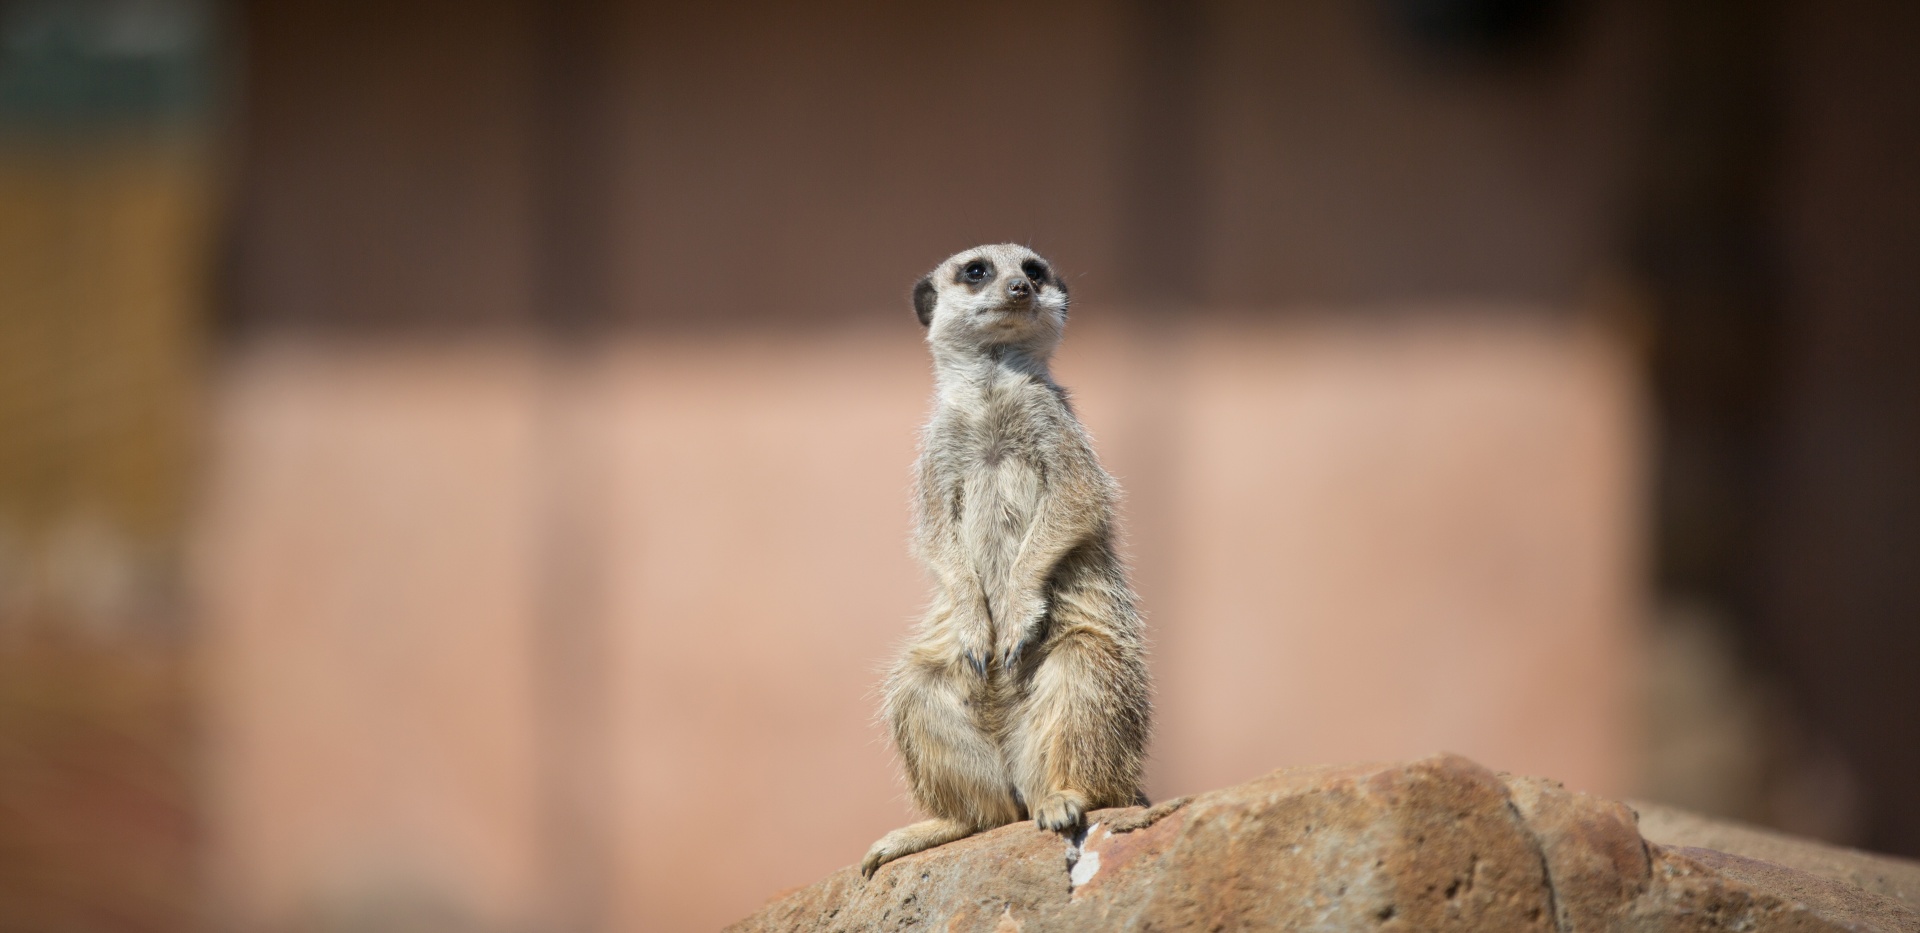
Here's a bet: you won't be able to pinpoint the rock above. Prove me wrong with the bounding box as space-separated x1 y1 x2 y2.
728 754 1920 932
1632 800 1920 909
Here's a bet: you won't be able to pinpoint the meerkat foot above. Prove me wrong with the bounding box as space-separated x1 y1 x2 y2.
860 818 975 879
1032 791 1088 833
1102 795 1190 833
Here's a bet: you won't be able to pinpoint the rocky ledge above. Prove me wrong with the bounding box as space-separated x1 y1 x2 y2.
730 754 1920 932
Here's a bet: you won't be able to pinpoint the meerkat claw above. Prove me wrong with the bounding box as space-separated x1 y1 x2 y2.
964 650 988 678
998 640 1026 672
1033 792 1086 833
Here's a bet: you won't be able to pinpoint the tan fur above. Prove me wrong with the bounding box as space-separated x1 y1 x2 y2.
862 245 1151 879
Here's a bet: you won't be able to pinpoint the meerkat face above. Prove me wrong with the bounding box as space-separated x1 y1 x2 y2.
913 244 1070 357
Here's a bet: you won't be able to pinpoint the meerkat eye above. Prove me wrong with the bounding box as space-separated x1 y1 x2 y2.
1021 260 1049 284
961 260 990 284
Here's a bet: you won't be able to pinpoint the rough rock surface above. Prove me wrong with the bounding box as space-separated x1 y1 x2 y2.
1633 801 1920 909
729 754 1920 932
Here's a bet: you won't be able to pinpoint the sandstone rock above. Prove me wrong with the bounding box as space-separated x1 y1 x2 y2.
729 754 1920 932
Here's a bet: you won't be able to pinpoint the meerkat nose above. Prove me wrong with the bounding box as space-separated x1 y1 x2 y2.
1007 278 1032 299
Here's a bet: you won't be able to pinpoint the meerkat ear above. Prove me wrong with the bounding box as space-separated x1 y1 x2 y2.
912 276 937 327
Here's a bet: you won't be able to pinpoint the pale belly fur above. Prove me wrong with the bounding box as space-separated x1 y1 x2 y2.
957 458 1041 625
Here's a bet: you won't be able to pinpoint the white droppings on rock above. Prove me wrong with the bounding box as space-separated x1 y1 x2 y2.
1070 848 1102 887
1066 822 1104 868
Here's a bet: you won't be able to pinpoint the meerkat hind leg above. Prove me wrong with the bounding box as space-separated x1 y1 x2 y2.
861 818 975 878
1013 630 1147 835
886 656 1023 827
867 658 1021 879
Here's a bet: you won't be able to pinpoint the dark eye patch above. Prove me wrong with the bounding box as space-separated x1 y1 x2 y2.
1020 259 1049 284
956 259 994 288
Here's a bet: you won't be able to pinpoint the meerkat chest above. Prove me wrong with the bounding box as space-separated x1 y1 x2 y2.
938 384 1060 571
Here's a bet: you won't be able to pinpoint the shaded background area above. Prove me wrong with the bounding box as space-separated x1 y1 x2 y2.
1 0 1916 930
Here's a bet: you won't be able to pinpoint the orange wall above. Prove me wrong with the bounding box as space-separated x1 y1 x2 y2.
195 316 1644 931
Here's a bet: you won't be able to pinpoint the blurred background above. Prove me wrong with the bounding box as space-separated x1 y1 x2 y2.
1 0 1916 929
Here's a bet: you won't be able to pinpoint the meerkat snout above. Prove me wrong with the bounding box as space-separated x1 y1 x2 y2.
1006 277 1032 300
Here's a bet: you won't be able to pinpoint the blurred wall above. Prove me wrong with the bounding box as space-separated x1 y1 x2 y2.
198 2 1656 931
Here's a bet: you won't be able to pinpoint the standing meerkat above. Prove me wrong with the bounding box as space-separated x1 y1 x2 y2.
861 244 1153 878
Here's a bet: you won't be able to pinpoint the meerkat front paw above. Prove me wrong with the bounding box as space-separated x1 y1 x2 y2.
951 600 994 678
1032 791 1087 833
996 635 1029 673
956 630 991 679
995 597 1047 672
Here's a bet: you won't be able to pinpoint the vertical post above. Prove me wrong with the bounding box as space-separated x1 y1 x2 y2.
532 0 614 927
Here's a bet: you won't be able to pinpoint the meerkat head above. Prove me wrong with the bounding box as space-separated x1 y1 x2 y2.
912 244 1070 360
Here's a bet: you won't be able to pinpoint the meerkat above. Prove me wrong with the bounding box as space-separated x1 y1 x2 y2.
861 244 1155 879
